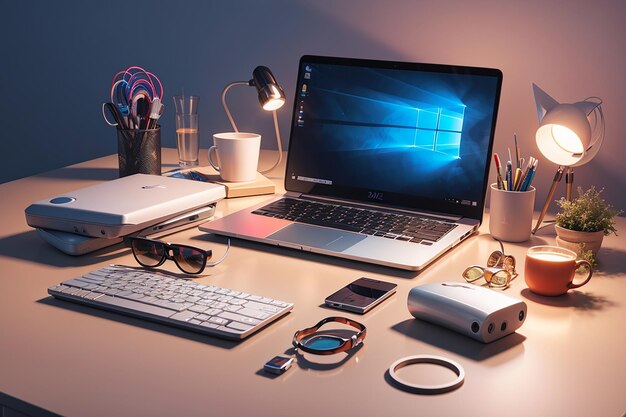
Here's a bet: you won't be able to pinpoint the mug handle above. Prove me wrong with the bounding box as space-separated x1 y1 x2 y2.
568 260 593 289
208 146 220 172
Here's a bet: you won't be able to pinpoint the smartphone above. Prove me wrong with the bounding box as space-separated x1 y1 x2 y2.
325 277 397 314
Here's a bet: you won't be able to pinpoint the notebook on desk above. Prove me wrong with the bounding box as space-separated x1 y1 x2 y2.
200 55 503 271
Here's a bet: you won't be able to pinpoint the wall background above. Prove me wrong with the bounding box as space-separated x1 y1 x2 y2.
2 0 625 213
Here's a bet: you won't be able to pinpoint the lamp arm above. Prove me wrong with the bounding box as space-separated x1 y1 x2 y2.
259 110 283 175
221 81 248 132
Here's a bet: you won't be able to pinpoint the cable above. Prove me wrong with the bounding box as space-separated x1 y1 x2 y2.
259 110 283 175
221 81 284 175
221 81 248 132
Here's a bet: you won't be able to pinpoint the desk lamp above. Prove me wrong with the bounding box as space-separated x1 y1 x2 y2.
531 83 605 234
221 66 286 174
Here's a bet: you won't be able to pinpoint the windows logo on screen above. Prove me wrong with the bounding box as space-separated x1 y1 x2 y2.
411 106 465 159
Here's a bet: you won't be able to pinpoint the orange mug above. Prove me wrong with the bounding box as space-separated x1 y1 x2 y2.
524 246 592 296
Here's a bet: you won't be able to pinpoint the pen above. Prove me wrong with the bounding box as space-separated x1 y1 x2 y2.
528 159 538 189
514 133 521 169
508 147 513 168
506 160 512 191
520 159 539 191
493 153 504 189
513 167 522 191
517 157 534 191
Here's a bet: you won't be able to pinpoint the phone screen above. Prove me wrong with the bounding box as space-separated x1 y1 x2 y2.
325 278 397 313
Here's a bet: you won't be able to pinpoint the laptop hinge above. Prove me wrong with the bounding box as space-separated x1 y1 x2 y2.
288 193 463 222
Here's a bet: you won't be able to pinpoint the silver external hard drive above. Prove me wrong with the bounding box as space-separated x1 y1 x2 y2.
407 282 527 343
25 174 225 238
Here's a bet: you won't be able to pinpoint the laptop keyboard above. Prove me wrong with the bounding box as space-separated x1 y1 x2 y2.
252 198 457 245
48 265 293 340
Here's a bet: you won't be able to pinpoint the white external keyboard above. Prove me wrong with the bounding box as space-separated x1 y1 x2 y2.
48 265 293 340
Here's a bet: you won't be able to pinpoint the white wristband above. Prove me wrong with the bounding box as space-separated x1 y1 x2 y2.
388 355 465 394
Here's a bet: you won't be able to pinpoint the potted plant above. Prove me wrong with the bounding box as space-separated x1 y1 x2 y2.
555 186 622 259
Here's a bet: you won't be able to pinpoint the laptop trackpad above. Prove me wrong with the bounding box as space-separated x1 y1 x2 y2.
267 223 366 252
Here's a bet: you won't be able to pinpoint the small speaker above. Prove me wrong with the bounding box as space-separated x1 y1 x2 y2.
407 282 527 343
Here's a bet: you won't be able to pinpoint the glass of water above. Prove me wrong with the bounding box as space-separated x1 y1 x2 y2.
173 95 200 167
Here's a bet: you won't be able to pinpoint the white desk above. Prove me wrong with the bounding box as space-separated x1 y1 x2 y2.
1 149 625 417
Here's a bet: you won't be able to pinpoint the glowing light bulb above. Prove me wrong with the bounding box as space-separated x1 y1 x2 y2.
550 124 584 154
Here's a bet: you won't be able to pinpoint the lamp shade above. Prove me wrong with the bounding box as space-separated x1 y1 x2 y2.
533 84 603 167
252 66 286 111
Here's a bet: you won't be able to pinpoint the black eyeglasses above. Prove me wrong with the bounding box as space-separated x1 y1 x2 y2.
128 237 230 274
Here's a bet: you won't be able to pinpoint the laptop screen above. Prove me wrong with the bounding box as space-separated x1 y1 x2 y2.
284 55 503 220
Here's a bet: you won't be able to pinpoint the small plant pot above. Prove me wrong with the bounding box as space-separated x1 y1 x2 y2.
555 225 604 257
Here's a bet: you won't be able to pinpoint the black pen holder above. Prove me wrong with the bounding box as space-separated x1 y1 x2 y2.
116 127 161 177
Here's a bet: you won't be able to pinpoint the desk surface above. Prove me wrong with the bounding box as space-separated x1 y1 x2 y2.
1 149 625 417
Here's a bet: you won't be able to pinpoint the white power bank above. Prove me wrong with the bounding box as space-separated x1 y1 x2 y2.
407 282 527 343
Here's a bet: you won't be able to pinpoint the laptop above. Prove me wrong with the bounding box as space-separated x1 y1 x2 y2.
26 173 226 238
200 55 503 271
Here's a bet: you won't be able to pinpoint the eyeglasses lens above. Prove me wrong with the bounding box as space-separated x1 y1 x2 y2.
463 266 484 282
301 335 344 352
502 256 516 273
490 270 511 287
132 239 164 266
173 246 205 274
487 251 503 268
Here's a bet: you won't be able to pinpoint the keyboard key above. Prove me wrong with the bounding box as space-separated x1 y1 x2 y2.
84 292 104 300
271 300 289 308
170 311 199 322
226 321 254 332
218 311 261 326
93 294 175 317
188 304 209 313
63 279 94 289
244 301 281 313
236 308 272 320
164 302 194 312
125 293 145 301
208 317 229 325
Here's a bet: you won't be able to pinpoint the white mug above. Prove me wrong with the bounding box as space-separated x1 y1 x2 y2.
208 132 261 182
489 183 535 242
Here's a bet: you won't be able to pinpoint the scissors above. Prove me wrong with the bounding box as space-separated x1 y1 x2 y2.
102 102 129 130
131 90 152 130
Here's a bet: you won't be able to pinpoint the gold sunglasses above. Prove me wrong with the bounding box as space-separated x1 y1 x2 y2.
462 240 518 289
